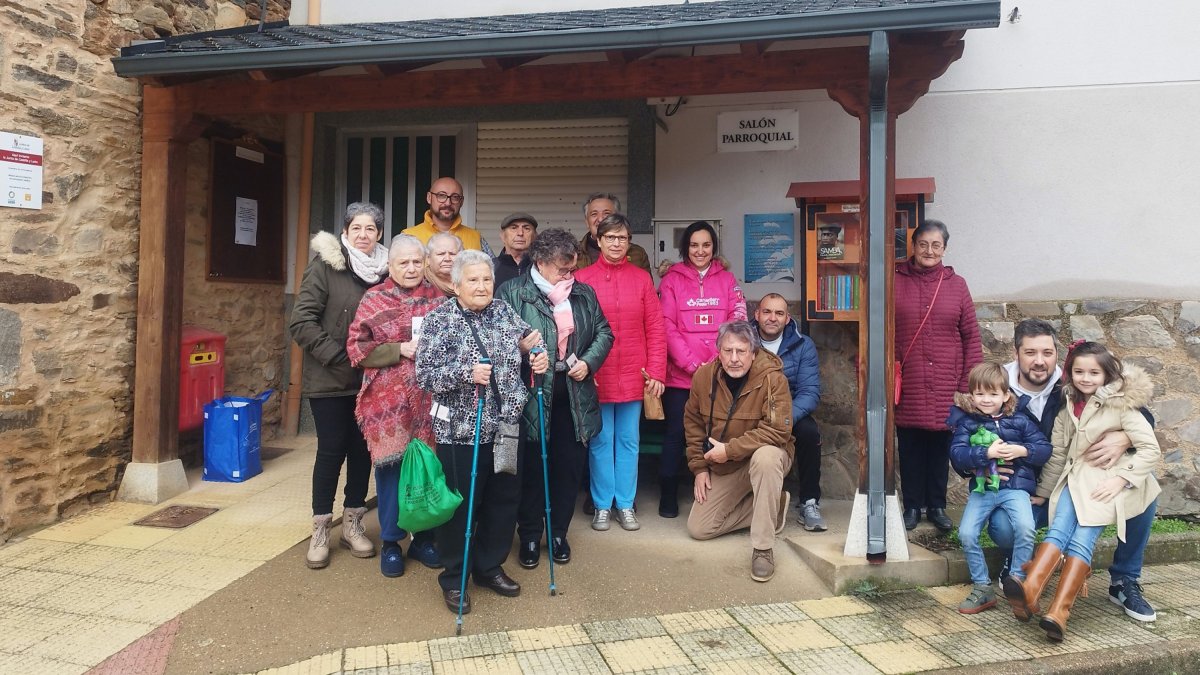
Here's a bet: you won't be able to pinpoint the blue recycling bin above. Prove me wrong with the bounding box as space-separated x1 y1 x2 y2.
203 390 272 483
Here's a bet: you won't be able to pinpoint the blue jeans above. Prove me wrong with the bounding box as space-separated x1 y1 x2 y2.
1043 488 1104 564
960 489 1035 586
374 463 434 546
990 496 1158 582
589 402 642 510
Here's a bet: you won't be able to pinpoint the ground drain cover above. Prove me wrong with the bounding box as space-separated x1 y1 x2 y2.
134 505 218 529
260 445 292 461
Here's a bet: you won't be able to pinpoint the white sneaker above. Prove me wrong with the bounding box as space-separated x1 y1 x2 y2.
617 508 640 531
591 508 611 531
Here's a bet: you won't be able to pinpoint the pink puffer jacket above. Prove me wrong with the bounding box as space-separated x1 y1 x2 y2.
576 258 667 403
894 259 982 430
659 259 747 389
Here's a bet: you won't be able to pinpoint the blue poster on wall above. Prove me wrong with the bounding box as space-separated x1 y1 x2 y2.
744 213 795 283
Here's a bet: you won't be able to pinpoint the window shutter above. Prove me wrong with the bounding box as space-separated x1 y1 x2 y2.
475 118 628 250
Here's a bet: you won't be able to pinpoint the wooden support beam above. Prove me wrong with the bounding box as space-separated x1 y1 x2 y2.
131 88 203 466
739 41 771 57
171 46 877 116
363 61 438 77
481 55 541 71
248 67 326 82
604 47 657 65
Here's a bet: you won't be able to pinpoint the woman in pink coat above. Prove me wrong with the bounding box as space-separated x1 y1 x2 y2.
657 220 747 518
575 214 667 532
894 220 982 532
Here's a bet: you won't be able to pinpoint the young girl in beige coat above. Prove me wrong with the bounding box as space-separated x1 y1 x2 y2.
1004 341 1159 642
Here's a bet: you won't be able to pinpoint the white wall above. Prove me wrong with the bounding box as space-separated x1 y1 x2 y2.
292 0 717 25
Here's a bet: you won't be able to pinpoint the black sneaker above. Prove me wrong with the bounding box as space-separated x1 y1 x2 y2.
1110 578 1157 622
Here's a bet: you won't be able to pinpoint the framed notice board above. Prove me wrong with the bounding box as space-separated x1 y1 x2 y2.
207 137 286 283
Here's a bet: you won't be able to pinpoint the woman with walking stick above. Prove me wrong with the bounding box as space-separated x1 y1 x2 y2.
416 250 548 617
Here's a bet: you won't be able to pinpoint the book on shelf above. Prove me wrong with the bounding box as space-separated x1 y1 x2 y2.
817 273 861 311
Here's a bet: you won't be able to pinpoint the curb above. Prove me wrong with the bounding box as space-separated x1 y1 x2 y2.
929 637 1200 674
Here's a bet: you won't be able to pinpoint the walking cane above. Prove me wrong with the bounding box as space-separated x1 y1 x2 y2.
530 347 558 596
456 356 489 635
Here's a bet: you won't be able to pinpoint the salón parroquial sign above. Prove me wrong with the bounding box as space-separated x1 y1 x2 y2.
716 109 799 153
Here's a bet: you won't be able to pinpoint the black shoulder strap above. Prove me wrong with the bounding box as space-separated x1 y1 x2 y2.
462 306 504 409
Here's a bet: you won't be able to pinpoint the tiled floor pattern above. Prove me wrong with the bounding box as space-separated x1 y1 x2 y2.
0 437 372 674
253 570 1200 675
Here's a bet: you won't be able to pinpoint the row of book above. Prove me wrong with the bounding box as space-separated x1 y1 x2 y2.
816 274 861 311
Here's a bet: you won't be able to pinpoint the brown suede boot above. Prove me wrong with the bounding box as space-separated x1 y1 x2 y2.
1002 541 1062 621
1040 556 1092 642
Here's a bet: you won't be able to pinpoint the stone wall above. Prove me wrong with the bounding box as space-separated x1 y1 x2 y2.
0 0 288 542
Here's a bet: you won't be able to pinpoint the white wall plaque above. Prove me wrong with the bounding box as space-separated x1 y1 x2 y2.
0 132 43 210
717 109 799 153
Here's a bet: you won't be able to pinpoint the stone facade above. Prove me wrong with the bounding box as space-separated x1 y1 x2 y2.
0 0 288 542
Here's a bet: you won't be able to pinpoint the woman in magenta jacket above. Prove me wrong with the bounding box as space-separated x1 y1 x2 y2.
657 220 747 518
894 220 982 532
575 214 667 532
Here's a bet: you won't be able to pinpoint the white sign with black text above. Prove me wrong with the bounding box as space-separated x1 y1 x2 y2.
0 132 43 210
716 109 799 153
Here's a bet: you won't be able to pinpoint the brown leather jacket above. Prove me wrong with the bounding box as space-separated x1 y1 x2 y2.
684 349 794 476
576 232 652 274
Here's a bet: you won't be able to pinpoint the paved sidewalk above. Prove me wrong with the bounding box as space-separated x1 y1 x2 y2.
248 563 1200 674
0 436 368 674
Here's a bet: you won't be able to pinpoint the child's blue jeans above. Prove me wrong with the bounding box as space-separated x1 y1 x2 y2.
960 488 1035 586
1044 488 1105 564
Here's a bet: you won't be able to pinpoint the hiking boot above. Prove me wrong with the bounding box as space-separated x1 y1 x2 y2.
616 508 640 531
592 508 612 531
800 499 827 532
340 506 376 558
306 514 333 569
380 541 405 578
751 548 775 582
775 492 791 535
1110 578 1157 622
958 584 997 614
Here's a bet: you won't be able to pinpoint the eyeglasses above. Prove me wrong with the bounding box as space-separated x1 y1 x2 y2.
430 192 465 205
916 241 945 252
601 234 630 244
555 266 577 278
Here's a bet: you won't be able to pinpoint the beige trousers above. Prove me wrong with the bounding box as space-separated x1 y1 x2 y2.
686 445 791 551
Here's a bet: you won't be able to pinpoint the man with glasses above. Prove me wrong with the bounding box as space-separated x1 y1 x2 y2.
403 177 492 255
575 192 651 273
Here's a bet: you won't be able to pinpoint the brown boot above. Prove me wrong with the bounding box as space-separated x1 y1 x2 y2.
1040 556 1092 642
1002 541 1062 621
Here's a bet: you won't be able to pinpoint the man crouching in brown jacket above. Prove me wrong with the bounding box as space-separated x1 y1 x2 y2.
685 320 795 581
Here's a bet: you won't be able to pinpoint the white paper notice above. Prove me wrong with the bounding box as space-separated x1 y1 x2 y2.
234 197 258 246
0 132 44 210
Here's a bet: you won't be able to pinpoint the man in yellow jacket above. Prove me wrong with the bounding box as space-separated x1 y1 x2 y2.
403 177 492 255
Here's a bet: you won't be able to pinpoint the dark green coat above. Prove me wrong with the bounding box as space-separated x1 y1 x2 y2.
499 274 614 444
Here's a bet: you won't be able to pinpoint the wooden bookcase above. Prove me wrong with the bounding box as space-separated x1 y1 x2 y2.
787 178 935 324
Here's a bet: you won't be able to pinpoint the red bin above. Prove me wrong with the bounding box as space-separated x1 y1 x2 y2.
180 326 226 431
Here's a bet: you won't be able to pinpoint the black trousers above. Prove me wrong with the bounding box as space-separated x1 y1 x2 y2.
896 426 952 511
659 386 691 481
309 395 371 515
518 373 587 542
435 441 520 591
792 414 823 504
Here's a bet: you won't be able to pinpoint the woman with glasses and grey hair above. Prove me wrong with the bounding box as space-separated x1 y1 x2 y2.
499 228 614 569
575 214 666 533
289 202 389 570
416 250 549 613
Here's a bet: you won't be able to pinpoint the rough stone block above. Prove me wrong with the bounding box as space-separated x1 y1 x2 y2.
974 303 1005 320
54 173 85 202
0 387 38 405
1113 315 1175 349
1014 301 1060 317
0 408 39 432
1167 365 1200 395
28 107 89 137
1125 355 1164 375
1070 314 1105 343
1083 299 1146 316
11 64 72 91
1063 303 1078 314
1180 301 1200 334
1154 399 1194 428
0 273 81 304
1180 420 1200 445
0 309 20 385
75 228 104 254
978 321 1014 353
11 228 61 256
1160 303 1178 327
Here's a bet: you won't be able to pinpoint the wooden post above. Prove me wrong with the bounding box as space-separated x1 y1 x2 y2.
119 87 202 503
282 112 315 436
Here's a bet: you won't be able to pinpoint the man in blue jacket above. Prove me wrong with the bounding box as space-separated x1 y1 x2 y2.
989 319 1158 623
752 294 824 530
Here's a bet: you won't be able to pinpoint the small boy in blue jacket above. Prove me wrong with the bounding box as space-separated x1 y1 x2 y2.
948 362 1052 614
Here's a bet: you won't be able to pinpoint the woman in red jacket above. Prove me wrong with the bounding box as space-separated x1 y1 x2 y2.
894 220 982 532
576 214 667 532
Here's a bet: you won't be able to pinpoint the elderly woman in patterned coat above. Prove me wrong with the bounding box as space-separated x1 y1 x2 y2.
415 250 549 614
894 219 982 532
347 234 446 578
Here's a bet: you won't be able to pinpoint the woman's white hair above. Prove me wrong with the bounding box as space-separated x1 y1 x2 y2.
451 249 494 284
388 234 426 261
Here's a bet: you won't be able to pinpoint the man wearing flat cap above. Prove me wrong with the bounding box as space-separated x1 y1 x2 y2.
494 213 538 290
